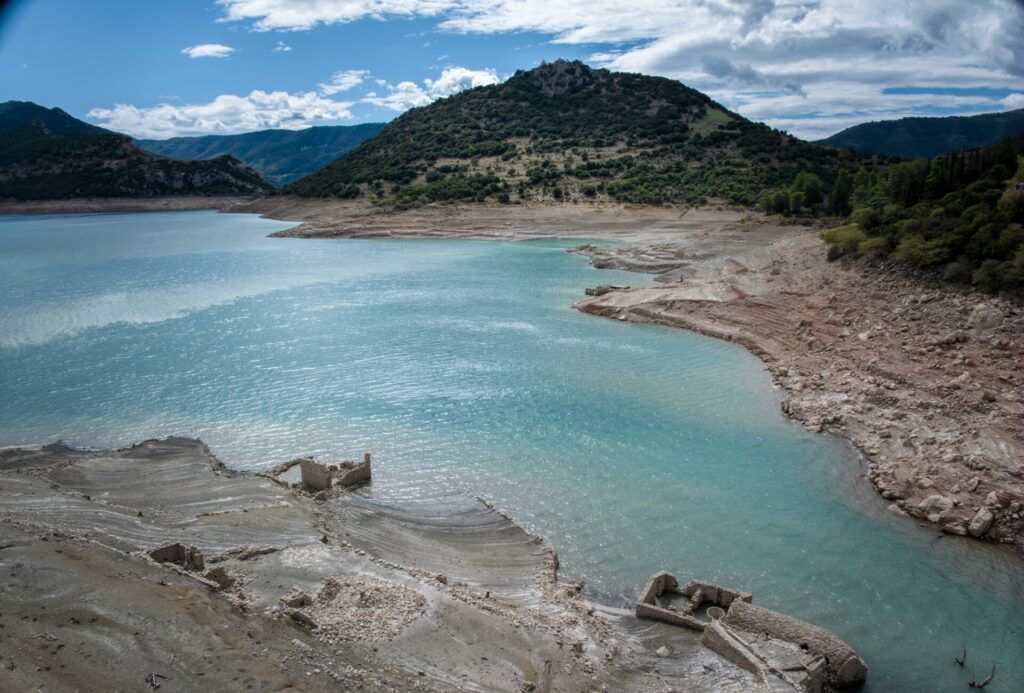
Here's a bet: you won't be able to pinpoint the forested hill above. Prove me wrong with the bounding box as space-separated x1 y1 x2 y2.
819 109 1024 159
289 60 880 205
821 136 1024 293
137 123 385 186
0 101 276 200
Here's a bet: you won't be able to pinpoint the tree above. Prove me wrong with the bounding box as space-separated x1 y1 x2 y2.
828 170 853 216
792 172 823 207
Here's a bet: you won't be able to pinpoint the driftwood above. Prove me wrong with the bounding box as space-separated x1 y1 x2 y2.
968 663 996 689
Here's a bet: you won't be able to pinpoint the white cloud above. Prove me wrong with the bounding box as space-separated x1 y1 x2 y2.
88 91 354 139
319 69 370 95
217 0 456 31
361 66 498 111
215 0 1024 138
181 43 236 59
274 40 292 52
1002 92 1024 110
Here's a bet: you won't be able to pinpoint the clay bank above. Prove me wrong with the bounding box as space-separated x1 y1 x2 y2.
1 437 865 692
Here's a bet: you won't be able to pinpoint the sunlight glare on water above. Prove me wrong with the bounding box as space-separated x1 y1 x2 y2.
1 211 1021 691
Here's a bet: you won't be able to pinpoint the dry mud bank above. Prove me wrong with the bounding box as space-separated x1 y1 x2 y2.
575 231 1024 548
0 438 760 692
228 196 784 242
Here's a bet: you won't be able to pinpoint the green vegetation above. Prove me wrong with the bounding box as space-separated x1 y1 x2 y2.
0 101 276 199
289 60 879 204
820 136 1024 292
818 108 1024 159
137 123 385 186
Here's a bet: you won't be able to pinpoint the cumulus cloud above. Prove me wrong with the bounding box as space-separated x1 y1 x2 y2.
217 0 455 31
215 0 1024 138
88 91 354 139
274 40 292 52
87 64 496 138
1003 92 1024 110
319 69 370 95
181 43 235 59
362 66 498 111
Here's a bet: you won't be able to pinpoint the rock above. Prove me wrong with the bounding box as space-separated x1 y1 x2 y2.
918 495 954 523
968 303 1004 330
968 507 995 538
655 646 670 658
984 491 1003 508
981 390 997 402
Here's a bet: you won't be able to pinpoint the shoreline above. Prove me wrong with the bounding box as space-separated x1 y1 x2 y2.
2 197 1020 548
573 236 1024 549
0 196 260 216
0 437 768 691
241 197 1024 549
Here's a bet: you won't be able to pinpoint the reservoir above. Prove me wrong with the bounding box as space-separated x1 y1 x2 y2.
1 210 1021 691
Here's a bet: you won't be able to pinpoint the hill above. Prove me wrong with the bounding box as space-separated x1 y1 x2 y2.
819 109 1024 159
0 101 276 200
137 123 385 186
288 60 879 205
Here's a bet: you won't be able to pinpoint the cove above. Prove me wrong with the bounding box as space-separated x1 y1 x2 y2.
1 210 1021 691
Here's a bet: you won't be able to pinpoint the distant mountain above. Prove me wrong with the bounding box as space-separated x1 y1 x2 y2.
137 123 385 186
289 60 879 205
0 101 276 200
819 109 1024 159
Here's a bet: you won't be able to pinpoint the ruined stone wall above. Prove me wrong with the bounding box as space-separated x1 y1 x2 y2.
723 600 867 688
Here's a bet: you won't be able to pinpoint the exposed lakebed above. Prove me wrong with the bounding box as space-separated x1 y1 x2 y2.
1 210 1021 691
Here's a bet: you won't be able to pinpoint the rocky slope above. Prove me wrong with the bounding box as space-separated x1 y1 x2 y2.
0 101 276 199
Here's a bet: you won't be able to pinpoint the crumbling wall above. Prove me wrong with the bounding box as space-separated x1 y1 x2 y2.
336 454 371 487
148 543 204 572
299 458 332 491
723 600 867 689
635 572 752 631
298 454 371 491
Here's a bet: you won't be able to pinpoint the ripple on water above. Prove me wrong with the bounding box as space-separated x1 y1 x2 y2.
0 211 1022 692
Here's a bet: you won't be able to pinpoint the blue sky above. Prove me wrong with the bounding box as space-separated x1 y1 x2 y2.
1 0 1022 140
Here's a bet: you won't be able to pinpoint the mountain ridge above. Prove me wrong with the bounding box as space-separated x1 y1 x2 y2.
818 109 1024 159
137 123 385 186
0 101 276 200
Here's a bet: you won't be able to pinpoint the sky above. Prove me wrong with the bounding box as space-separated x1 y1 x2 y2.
0 0 1022 141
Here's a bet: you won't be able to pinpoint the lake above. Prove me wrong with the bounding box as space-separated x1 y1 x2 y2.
1 210 1021 691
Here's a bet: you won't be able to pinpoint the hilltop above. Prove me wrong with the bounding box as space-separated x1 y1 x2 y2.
289 60 879 205
0 101 275 200
137 123 385 186
819 109 1024 159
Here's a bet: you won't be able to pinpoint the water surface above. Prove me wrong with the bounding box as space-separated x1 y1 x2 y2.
1 211 1021 691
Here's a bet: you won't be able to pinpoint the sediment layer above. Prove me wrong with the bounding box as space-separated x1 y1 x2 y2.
0 438 758 692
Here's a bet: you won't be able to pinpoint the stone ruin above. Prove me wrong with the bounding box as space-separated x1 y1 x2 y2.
148 542 205 572
636 571 867 692
635 571 751 630
265 453 373 492
298 453 372 491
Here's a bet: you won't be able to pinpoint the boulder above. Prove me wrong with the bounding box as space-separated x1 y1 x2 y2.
968 303 1004 330
918 495 954 523
968 507 995 538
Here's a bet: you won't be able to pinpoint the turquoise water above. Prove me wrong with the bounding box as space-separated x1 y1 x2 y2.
1 211 1021 690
